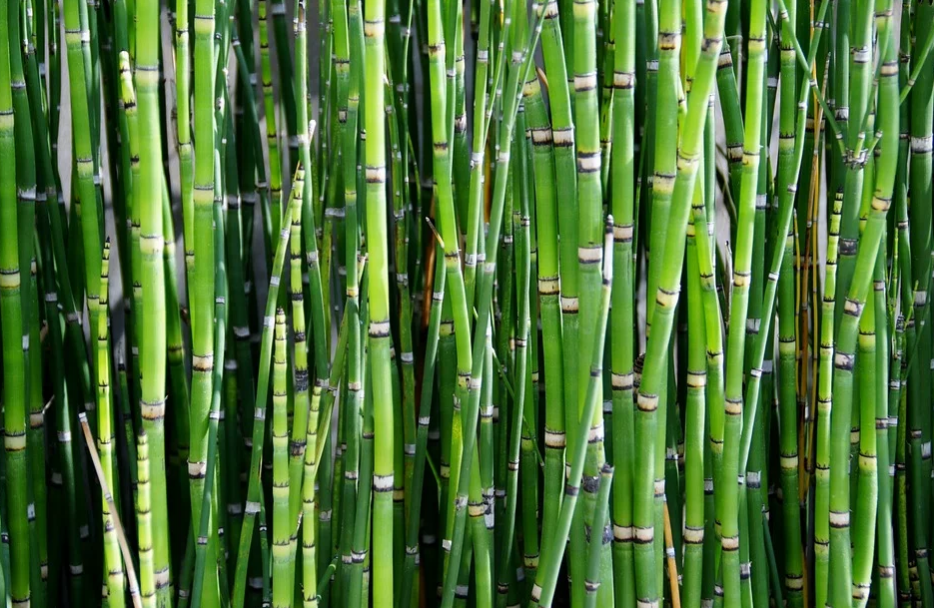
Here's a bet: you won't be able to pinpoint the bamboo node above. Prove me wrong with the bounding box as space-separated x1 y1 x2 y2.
683 526 704 544
724 398 742 415
747 471 761 488
610 524 634 543
653 171 676 194
656 286 678 308
552 127 575 147
637 393 658 412
0 266 20 290
658 30 681 50
530 127 553 144
613 71 635 89
686 370 707 388
3 430 27 451
140 398 166 421
192 353 214 372
871 196 891 212
373 474 394 492
732 270 751 287
588 423 604 443
852 46 871 64
910 135 934 154
574 72 598 92
717 50 734 69
633 526 654 544
829 510 850 528
578 244 602 264
368 320 391 338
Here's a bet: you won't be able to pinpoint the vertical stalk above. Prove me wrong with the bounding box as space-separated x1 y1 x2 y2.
232 168 302 608
135 0 171 585
610 0 636 598
364 0 395 601
0 1 29 602
97 242 126 608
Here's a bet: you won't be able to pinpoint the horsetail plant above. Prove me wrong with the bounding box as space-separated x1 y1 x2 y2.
0 0 933 607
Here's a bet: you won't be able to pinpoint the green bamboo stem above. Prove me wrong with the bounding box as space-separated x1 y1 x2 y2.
697 101 721 608
232 166 302 608
461 0 492 309
363 0 396 600
258 0 284 242
682 188 707 608
63 0 103 383
643 0 680 592
134 0 172 585
176 0 193 280
125 46 146 493
110 0 134 481
584 464 615 608
609 0 636 598
189 195 227 608
718 0 765 602
189 0 217 591
346 331 375 608
98 241 126 608
892 8 912 605
535 2 578 522
850 255 879 608
573 0 612 595
7 0 46 595
136 425 157 608
877 290 897 608
269 0 296 172
716 43 744 210
523 66 566 592
0 2 29 601
21 18 55 599
775 1 803 602
271 306 291 608
384 50 415 599
164 179 192 523
337 0 363 598
293 257 329 608
424 0 476 592
680 0 704 591
815 188 841 608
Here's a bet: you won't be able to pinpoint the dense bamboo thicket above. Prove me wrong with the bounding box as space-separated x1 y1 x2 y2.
0 0 932 602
